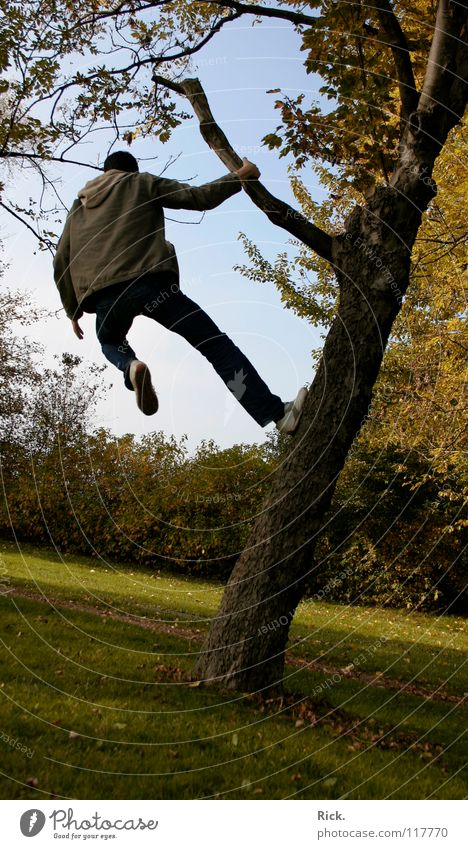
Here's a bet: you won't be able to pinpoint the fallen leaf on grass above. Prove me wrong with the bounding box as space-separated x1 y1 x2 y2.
347 741 365 751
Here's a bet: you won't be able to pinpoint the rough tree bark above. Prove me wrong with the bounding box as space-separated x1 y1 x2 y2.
157 1 467 692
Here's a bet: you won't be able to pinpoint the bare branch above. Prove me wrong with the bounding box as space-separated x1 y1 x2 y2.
1 151 102 171
0 201 54 253
152 75 333 263
165 212 206 225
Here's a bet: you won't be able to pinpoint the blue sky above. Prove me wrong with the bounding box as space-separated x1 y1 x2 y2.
3 17 328 452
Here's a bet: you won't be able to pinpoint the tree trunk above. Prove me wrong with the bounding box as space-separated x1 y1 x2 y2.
193 180 431 692
190 1 467 692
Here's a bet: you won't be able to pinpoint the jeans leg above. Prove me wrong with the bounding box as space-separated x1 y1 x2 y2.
143 287 285 426
95 296 138 390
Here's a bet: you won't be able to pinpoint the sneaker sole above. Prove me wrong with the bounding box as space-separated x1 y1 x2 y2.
130 362 158 416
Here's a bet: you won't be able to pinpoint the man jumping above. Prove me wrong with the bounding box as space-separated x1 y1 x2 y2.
53 150 307 433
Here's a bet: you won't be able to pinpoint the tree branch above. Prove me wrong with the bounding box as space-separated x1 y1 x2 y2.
419 0 468 118
152 11 243 65
368 0 419 117
0 201 54 253
1 151 102 171
77 0 318 28
152 75 333 263
192 0 317 27
391 2 467 195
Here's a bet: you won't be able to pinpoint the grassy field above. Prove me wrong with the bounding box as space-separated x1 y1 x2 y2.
0 540 466 799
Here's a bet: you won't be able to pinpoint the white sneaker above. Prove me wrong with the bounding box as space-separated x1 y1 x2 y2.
276 386 308 434
128 360 158 416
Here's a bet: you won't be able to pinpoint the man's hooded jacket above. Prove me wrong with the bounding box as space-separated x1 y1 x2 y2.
53 168 242 319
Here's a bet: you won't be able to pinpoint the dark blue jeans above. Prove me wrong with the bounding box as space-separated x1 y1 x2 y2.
88 275 285 427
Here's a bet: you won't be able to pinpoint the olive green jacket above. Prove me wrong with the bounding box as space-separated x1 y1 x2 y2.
53 169 242 319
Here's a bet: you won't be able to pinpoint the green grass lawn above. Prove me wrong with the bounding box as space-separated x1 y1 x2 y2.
0 541 466 799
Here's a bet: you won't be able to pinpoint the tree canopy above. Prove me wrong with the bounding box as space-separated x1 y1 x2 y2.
1 2 465 247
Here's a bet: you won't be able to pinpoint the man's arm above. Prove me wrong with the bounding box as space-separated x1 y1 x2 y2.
53 202 84 331
149 158 260 211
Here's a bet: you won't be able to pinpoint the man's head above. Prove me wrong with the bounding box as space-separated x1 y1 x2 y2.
103 151 139 173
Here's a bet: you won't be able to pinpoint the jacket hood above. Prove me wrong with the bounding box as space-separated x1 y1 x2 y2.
78 169 130 208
